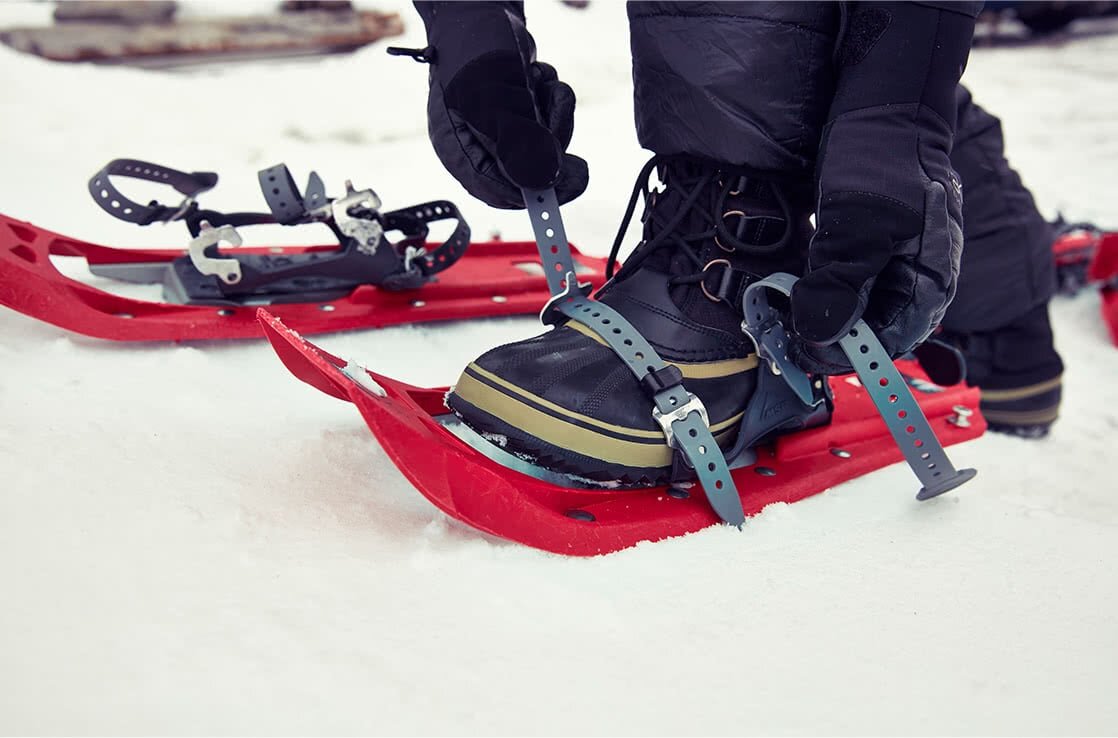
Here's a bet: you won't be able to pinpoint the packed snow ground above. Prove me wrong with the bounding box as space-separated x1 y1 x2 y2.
1 2 1117 734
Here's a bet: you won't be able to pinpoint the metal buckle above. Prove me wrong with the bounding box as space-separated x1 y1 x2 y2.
652 393 710 449
168 195 196 222
403 245 427 274
332 181 384 255
188 220 243 285
700 258 732 303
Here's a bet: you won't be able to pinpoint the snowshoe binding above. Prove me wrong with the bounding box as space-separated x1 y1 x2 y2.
257 155 981 552
0 159 609 340
447 157 828 491
442 156 977 527
87 157 472 306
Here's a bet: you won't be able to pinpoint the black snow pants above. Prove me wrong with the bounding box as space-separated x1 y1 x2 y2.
944 86 1056 332
627 2 1054 335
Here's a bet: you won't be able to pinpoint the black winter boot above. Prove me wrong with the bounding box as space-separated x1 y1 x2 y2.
943 303 1064 438
447 156 829 485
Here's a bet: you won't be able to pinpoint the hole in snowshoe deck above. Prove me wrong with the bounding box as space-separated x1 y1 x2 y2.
667 487 690 499
9 244 37 263
7 222 37 242
754 466 776 477
565 509 596 522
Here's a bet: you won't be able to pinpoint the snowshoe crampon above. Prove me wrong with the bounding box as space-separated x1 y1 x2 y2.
258 309 986 556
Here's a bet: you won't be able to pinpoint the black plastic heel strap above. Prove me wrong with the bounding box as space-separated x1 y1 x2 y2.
89 158 218 225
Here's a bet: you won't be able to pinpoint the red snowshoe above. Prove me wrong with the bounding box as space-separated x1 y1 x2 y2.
259 308 984 555
0 159 607 341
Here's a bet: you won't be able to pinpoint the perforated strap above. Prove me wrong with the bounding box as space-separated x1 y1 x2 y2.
523 188 580 296
385 200 472 278
522 187 746 526
743 273 976 500
258 164 309 225
88 158 218 225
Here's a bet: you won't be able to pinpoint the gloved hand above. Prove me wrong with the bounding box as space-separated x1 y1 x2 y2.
414 1 588 209
787 1 978 375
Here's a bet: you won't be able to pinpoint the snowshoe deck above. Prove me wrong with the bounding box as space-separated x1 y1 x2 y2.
0 213 607 341
258 310 986 556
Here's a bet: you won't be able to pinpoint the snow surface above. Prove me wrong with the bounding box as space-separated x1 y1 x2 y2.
1 2 1117 734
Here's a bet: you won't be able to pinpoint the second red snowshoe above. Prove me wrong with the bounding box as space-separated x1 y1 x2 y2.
0 159 608 341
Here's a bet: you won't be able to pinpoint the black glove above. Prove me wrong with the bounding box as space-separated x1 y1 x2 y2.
788 2 979 375
414 2 588 209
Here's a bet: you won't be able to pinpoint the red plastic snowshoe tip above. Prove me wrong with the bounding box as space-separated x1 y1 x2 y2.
257 309 987 556
0 213 608 341
1102 287 1118 346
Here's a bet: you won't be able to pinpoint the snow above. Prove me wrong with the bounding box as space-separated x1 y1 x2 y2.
1 1 1117 734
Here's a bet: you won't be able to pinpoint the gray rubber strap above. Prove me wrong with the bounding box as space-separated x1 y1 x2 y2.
838 322 977 500
522 188 580 296
744 272 976 501
553 294 744 524
258 164 307 225
522 187 745 526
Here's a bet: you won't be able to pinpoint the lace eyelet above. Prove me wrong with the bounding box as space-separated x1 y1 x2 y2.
701 258 732 303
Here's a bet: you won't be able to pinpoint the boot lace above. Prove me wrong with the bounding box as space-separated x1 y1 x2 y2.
605 155 793 285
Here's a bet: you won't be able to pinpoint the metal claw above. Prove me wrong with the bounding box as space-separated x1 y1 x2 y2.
187 220 243 284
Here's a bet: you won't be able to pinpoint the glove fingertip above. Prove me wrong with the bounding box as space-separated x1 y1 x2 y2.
791 275 864 346
556 154 589 205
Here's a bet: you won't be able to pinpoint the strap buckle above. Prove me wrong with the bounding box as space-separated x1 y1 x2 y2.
403 245 427 274
332 182 384 255
652 392 710 450
168 195 197 223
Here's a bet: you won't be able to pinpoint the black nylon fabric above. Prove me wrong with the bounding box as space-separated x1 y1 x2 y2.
942 86 1057 334
788 2 976 374
414 1 588 208
627 2 840 180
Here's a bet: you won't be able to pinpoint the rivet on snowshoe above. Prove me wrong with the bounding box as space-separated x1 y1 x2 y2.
491 295 508 303
565 509 596 522
830 448 852 459
754 466 776 477
318 304 336 312
666 487 690 499
217 309 234 317
412 300 427 308
114 312 134 319
948 405 974 428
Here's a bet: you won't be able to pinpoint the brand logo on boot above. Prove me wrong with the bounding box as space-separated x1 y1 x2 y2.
761 398 790 421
